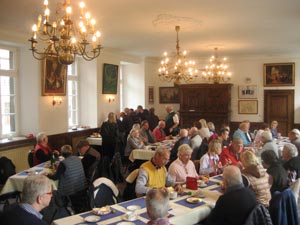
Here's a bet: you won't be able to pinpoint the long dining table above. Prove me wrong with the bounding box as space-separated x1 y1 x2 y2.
52 175 224 225
129 139 177 162
0 161 59 195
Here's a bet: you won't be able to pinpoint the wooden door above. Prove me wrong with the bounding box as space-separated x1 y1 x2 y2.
264 90 294 136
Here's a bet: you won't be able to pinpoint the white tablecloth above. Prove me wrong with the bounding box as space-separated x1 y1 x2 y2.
52 175 223 225
0 162 58 195
129 149 155 162
87 137 102 146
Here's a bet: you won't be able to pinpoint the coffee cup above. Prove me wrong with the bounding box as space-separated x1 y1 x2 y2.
125 211 136 221
169 191 178 199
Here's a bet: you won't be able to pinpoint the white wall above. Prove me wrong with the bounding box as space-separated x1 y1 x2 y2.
144 55 300 123
3 37 300 137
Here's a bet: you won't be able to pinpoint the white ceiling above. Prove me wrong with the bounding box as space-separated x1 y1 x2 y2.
1 0 300 58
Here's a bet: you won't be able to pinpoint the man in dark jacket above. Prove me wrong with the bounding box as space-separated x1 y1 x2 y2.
204 165 258 225
0 175 52 225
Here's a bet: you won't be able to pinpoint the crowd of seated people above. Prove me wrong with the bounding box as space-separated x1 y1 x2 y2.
3 109 300 225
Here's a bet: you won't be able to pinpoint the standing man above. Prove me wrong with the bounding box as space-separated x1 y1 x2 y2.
0 175 52 225
164 105 179 136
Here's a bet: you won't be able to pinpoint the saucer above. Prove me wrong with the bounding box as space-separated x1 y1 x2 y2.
84 215 101 223
186 197 203 204
126 205 141 211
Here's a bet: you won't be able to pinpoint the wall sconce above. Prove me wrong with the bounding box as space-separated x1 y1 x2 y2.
108 97 115 103
52 96 62 106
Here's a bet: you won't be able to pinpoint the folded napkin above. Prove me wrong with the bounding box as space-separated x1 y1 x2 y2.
174 198 206 209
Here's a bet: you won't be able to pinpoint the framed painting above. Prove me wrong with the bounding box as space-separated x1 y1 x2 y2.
102 63 118 94
148 86 154 104
238 100 258 114
263 62 295 86
238 85 257 99
42 56 67 96
159 87 179 104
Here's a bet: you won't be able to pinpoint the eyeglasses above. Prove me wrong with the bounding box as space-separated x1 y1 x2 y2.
43 191 53 196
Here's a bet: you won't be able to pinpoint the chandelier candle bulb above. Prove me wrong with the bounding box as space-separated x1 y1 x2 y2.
28 0 103 65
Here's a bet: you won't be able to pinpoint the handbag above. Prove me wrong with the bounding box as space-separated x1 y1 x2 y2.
186 176 198 190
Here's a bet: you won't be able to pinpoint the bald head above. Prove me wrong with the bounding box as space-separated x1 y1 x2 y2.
180 129 188 137
223 166 243 189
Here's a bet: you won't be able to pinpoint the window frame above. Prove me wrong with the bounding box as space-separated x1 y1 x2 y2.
0 45 19 137
67 59 79 128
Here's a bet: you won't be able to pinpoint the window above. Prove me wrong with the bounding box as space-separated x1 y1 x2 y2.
0 48 17 136
67 61 79 127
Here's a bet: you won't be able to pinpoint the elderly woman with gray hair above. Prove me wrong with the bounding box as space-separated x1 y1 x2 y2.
168 144 198 183
33 132 59 166
282 143 300 184
257 130 279 158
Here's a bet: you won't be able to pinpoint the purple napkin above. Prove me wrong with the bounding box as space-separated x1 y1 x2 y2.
209 186 223 193
174 198 206 209
36 162 46 168
139 208 174 220
18 169 43 176
119 197 146 209
212 175 223 181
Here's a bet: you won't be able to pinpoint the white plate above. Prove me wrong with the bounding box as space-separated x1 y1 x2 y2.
117 222 135 225
126 205 141 211
84 215 101 223
121 214 138 222
186 197 203 204
199 183 207 188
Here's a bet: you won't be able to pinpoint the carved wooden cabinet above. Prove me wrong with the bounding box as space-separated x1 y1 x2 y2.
178 83 232 129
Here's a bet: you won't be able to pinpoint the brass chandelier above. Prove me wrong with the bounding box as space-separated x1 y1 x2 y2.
202 47 232 84
158 26 198 86
29 0 102 65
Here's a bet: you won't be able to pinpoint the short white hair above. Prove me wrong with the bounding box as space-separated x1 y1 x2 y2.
223 165 243 187
261 131 272 141
36 132 47 143
178 144 192 156
283 143 298 158
146 188 169 220
22 175 51 204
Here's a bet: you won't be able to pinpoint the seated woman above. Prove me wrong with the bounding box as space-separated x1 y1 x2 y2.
199 139 223 176
124 128 145 159
240 150 271 207
261 150 288 194
33 132 59 166
168 144 198 183
46 145 86 197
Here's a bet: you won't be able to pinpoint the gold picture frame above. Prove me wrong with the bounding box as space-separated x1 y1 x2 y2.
42 56 67 96
263 62 295 87
238 100 258 114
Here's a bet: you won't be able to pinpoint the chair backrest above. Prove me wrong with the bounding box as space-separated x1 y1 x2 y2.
269 188 299 225
244 204 273 225
123 169 139 201
289 178 300 204
0 157 16 185
88 177 119 208
27 149 34 168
